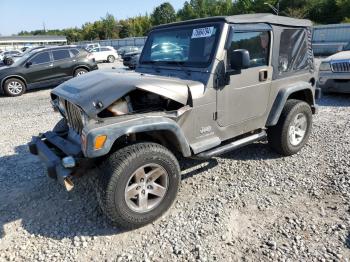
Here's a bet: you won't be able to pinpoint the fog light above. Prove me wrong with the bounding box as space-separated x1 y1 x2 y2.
62 156 76 168
94 135 107 150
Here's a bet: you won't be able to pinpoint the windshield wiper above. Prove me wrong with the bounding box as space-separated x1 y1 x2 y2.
165 61 191 76
165 61 185 65
140 60 157 64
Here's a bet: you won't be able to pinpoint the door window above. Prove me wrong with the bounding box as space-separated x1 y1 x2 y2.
29 52 51 65
52 50 71 61
100 47 109 52
229 31 270 68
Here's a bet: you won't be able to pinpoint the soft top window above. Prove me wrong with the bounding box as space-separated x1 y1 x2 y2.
278 29 309 75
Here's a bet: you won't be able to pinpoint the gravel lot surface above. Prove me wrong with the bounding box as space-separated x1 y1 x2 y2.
1 60 350 261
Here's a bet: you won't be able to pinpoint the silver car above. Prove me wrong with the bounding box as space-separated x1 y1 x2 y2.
318 50 350 93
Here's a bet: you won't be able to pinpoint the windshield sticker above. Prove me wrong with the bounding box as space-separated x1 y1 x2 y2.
191 27 215 39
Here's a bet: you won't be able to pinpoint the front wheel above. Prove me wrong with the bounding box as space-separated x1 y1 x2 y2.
107 55 115 63
267 99 312 156
96 142 180 229
3 78 26 97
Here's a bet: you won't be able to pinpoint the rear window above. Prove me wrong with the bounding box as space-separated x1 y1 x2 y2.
52 49 71 61
70 48 80 56
101 47 110 51
278 29 309 75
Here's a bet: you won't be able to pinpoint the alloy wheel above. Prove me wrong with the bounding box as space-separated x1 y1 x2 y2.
124 164 169 213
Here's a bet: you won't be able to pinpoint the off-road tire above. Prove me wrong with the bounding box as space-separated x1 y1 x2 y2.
96 142 181 229
73 68 88 77
107 55 115 63
267 99 312 156
3 78 26 97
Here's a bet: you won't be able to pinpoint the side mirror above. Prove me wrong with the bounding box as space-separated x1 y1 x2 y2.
25 61 32 67
230 49 250 70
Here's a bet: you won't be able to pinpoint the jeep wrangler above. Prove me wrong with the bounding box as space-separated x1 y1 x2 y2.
29 14 321 229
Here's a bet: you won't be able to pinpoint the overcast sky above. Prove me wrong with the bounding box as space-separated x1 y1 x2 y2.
0 0 187 36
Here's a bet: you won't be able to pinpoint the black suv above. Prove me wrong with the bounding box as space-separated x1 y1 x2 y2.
0 46 98 96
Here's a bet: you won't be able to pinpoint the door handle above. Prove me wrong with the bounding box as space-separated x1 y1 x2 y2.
259 69 268 82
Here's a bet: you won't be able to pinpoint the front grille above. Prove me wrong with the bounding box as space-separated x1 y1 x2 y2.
123 56 132 62
332 61 350 72
64 100 83 134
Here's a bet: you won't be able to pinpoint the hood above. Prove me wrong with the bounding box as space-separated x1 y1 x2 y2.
52 69 204 117
324 51 350 62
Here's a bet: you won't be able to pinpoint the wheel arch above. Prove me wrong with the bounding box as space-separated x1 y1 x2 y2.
73 65 90 75
84 117 192 158
1 75 27 93
266 82 316 127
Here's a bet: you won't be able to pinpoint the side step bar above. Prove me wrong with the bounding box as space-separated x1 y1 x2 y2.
196 131 267 159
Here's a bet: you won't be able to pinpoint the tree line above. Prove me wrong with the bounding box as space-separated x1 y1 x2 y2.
18 0 350 43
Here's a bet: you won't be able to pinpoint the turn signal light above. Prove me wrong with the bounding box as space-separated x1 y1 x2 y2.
94 135 107 150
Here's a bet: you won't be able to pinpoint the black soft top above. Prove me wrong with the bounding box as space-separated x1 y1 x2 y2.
153 13 312 30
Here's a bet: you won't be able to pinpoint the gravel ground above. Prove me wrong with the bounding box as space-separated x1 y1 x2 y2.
1 60 350 261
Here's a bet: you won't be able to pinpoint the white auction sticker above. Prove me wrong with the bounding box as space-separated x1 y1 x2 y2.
191 27 214 39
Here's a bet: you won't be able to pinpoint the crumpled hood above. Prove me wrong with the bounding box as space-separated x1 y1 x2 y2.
324 51 350 61
52 69 204 117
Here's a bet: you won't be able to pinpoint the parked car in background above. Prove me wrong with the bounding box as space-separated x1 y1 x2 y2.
123 49 142 69
90 46 118 63
129 53 140 69
343 42 350 51
85 43 100 52
117 46 140 58
0 46 97 96
3 46 47 65
318 50 350 94
0 50 21 62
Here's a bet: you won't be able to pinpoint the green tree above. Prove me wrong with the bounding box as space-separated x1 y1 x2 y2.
151 2 176 25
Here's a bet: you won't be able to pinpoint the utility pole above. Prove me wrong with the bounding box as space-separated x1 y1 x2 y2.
43 22 46 33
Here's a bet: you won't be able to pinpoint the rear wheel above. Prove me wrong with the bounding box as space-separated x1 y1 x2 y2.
267 99 312 156
96 142 180 229
74 68 88 77
3 78 26 97
107 55 115 63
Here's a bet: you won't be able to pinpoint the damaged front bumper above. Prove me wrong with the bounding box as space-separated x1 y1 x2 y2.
28 131 84 191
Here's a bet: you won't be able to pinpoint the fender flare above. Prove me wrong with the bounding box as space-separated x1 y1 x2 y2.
266 81 315 126
1 74 27 92
72 65 90 76
84 116 192 158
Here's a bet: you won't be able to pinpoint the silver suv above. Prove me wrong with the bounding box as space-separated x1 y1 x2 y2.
29 14 320 229
318 46 350 93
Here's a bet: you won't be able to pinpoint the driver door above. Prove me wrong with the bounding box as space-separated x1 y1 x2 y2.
217 29 273 127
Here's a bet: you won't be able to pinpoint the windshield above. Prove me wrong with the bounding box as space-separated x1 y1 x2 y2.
140 24 221 67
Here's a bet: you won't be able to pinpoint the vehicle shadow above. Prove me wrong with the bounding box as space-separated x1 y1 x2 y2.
0 140 278 240
317 93 350 107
